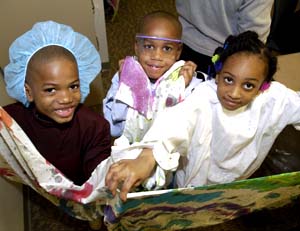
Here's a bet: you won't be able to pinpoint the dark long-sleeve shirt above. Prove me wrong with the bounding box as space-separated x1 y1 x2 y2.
4 103 111 185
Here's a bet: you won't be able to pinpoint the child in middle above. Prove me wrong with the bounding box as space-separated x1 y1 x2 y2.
103 11 203 144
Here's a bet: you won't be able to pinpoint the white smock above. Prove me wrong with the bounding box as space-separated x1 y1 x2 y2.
138 79 300 188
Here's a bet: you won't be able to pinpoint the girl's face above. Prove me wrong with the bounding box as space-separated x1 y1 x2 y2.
135 18 182 81
216 53 267 111
25 57 81 123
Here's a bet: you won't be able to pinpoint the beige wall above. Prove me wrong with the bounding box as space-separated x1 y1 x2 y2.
0 68 23 231
0 0 109 67
0 75 15 107
274 52 300 91
0 178 24 231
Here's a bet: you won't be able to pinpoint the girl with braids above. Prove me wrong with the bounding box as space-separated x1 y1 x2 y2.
105 31 300 202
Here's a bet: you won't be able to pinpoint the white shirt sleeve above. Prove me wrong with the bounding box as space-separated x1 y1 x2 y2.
102 72 128 137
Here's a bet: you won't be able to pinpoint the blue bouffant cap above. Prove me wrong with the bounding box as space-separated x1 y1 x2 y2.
4 20 101 107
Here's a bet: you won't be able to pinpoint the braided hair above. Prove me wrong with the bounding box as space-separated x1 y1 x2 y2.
210 31 277 83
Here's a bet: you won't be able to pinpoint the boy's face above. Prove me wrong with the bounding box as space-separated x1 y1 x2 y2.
216 53 266 111
25 58 81 123
135 18 182 81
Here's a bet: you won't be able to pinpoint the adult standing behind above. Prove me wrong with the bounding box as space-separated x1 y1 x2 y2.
175 0 274 74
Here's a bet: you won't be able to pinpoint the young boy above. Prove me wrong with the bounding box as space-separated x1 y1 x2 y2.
3 21 111 186
103 11 202 144
105 31 300 202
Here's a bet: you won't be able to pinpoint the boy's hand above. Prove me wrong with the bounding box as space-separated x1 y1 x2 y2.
105 149 156 202
179 61 197 87
118 59 125 76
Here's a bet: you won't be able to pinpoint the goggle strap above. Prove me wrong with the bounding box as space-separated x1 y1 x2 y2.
136 34 182 43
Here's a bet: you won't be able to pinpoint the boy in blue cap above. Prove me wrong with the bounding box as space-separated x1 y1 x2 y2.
3 21 111 186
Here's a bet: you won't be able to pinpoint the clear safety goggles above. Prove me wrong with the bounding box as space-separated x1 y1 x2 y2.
135 34 182 58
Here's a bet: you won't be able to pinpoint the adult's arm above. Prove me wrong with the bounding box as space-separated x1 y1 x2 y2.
238 0 274 42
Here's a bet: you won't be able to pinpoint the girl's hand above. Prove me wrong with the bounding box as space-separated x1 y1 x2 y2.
105 149 156 202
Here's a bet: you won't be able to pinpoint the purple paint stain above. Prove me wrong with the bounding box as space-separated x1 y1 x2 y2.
119 56 152 116
166 95 177 107
104 205 119 223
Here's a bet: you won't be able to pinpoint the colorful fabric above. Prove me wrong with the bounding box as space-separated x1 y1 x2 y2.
106 172 300 230
1 106 300 231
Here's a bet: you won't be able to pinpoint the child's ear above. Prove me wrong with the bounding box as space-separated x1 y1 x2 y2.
25 83 34 102
215 74 219 84
134 40 139 56
176 44 183 60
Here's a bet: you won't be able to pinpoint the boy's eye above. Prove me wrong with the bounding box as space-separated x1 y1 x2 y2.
44 88 55 93
162 46 173 52
143 44 154 50
243 83 255 90
70 84 80 90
